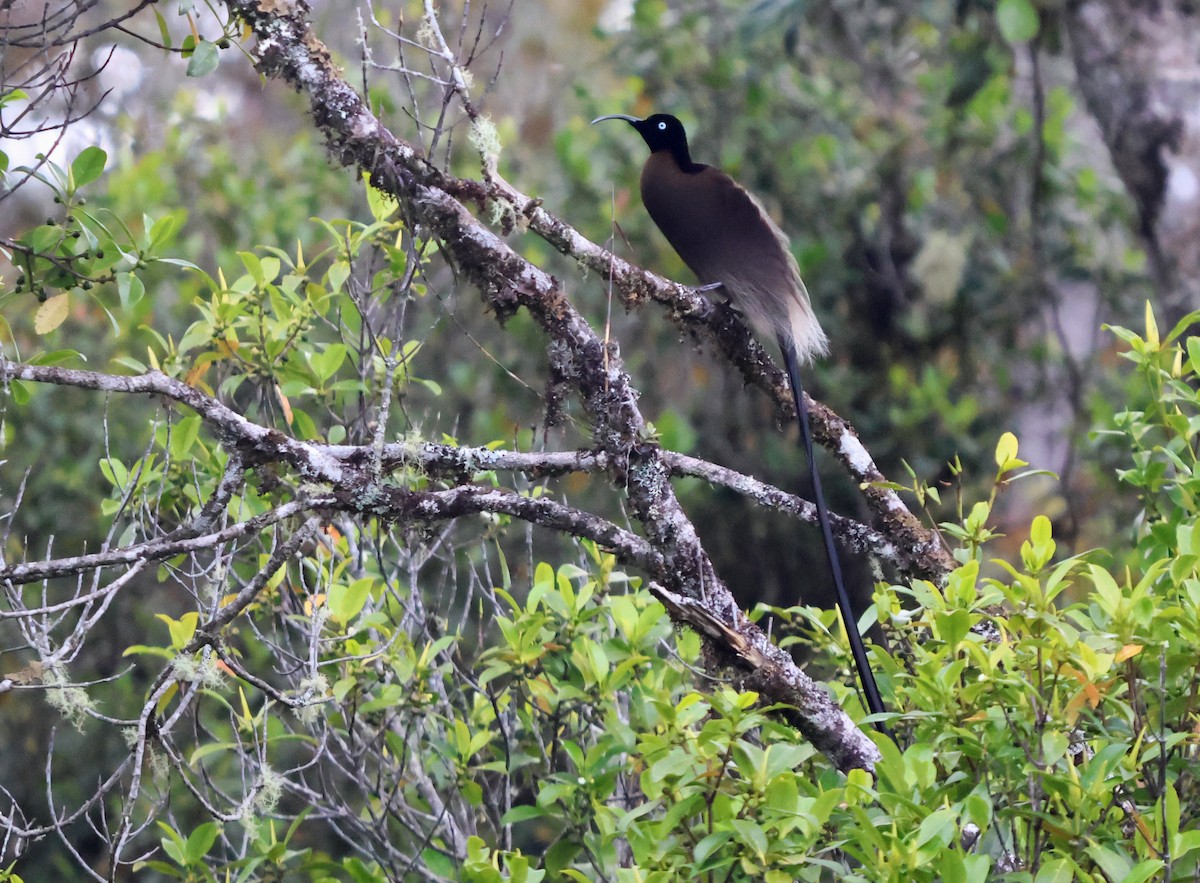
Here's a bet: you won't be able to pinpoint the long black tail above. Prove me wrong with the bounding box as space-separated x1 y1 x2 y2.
779 337 890 733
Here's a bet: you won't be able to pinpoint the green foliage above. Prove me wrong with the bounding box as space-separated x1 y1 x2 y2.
863 308 1200 880
560 0 1148 568
132 388 1200 882
6 5 1200 881
996 0 1041 45
5 140 1200 883
1 145 195 343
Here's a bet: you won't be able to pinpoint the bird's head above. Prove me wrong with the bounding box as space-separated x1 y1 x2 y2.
591 113 691 159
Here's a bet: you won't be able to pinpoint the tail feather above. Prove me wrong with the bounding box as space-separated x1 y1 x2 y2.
789 303 828 366
780 336 891 737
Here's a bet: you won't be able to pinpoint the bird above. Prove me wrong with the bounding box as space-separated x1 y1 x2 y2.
592 112 889 730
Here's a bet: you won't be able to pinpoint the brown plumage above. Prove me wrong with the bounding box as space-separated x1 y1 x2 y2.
594 112 890 733
639 150 828 363
595 113 827 363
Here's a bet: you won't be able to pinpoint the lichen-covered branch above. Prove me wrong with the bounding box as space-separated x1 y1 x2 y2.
223 0 885 771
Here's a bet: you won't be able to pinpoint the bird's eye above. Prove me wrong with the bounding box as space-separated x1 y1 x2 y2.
657 122 667 130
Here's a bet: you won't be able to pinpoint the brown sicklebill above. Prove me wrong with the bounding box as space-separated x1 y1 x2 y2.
593 112 890 734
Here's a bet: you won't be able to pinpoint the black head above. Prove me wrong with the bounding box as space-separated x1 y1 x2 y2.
592 112 694 167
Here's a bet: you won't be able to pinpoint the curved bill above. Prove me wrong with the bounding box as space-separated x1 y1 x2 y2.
590 114 642 125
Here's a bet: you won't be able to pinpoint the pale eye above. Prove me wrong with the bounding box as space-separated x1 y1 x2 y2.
658 122 667 130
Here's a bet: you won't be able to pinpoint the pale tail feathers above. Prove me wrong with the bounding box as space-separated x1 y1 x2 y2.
745 185 828 364
789 296 829 365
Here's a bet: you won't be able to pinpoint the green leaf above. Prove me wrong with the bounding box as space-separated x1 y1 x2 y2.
170 415 203 459
544 838 581 876
363 171 398 221
994 431 1027 471
1085 843 1132 880
291 408 318 440
70 146 108 189
1121 861 1166 883
157 823 187 866
154 257 201 270
117 271 146 308
311 343 347 383
327 261 351 294
934 608 973 650
24 223 63 253
186 40 220 77
8 380 31 405
156 611 199 650
1033 858 1075 883
113 356 148 373
238 251 263 285
153 8 173 48
693 830 734 866
996 0 1039 43
29 349 84 366
1041 729 1068 765
121 644 174 660
184 822 219 864
0 88 29 108
189 741 234 764
1186 336 1200 375
148 213 180 252
729 817 768 861
328 577 373 626
422 848 457 879
501 805 545 824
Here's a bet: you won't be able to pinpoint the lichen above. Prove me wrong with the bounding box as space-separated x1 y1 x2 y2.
253 765 284 814
150 747 170 781
469 116 501 173
415 14 438 50
294 674 329 726
172 651 226 689
43 667 94 732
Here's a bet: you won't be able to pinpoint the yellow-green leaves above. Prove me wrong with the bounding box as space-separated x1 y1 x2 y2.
996 0 1039 43
994 431 1028 474
1020 514 1055 573
155 611 199 651
33 293 69 334
327 577 374 627
1144 299 1160 350
363 171 399 221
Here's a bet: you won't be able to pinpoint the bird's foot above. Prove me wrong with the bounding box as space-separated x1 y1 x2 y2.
692 282 724 294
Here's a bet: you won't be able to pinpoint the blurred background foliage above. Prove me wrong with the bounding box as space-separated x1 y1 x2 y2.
1 0 1160 603
439 0 1152 608
1 0 1191 875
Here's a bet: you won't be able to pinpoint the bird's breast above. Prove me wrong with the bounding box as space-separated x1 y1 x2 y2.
639 154 793 287
639 155 729 283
